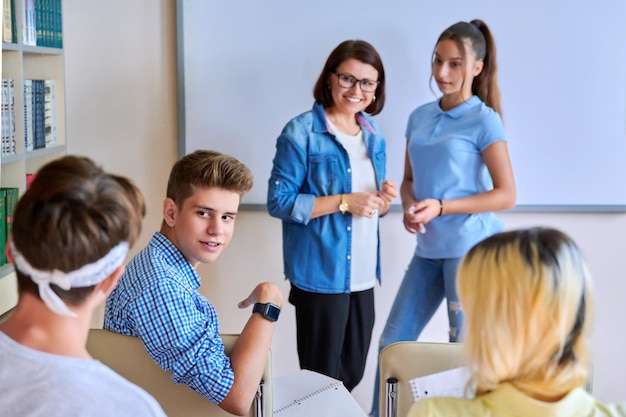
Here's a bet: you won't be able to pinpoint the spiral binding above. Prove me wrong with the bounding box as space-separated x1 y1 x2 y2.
274 381 344 414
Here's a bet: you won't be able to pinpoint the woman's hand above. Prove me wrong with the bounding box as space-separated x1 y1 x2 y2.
345 192 385 218
378 180 398 215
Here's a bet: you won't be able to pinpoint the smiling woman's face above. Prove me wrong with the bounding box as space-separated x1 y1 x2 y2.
327 58 378 117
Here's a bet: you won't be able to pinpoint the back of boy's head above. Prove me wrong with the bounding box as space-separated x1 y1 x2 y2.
12 155 146 307
166 150 253 207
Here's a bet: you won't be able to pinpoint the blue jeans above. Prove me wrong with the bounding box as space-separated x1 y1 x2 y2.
370 255 463 416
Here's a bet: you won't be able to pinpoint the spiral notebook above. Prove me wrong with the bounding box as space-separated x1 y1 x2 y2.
273 369 366 416
409 366 473 401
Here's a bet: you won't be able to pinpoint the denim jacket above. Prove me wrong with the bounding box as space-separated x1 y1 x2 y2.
267 102 387 293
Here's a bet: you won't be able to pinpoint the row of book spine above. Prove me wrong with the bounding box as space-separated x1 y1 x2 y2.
1 79 16 156
1 78 57 156
0 187 19 266
2 0 62 48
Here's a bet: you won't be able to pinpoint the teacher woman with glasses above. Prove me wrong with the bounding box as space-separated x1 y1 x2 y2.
267 39 397 391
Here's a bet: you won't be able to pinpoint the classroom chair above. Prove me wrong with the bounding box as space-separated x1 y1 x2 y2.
378 341 465 417
86 329 272 417
378 341 594 417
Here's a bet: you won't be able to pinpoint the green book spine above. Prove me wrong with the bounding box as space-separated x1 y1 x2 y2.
0 189 6 265
45 0 52 47
56 0 62 48
35 0 43 46
1 188 19 256
10 0 16 43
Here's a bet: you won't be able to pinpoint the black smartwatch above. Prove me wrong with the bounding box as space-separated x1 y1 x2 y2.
252 302 281 322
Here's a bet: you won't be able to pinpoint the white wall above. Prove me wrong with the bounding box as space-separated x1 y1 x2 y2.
64 0 178 258
64 0 626 413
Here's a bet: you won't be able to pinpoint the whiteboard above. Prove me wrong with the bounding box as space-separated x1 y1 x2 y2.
177 0 626 210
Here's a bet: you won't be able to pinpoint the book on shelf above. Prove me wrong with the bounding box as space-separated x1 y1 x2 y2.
35 0 43 46
55 0 62 48
32 79 45 150
1 79 16 157
4 0 63 46
0 187 20 265
22 0 36 46
19 0 63 48
44 79 56 147
1 79 8 156
0 189 6 266
23 79 34 152
2 0 12 42
9 79 15 155
1 84 4 155
25 173 36 190
23 78 56 152
1 188 19 255
3 82 58 155
10 0 16 43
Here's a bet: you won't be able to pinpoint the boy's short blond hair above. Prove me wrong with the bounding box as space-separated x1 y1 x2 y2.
166 150 253 207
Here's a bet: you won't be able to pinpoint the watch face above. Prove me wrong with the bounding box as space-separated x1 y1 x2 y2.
339 202 349 214
254 302 280 322
265 303 280 322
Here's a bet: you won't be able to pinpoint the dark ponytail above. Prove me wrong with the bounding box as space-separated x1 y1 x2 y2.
470 19 502 117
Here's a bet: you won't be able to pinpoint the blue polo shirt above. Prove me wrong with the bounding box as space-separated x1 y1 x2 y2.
406 96 505 258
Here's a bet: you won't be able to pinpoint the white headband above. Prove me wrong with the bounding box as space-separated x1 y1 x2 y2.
10 241 129 317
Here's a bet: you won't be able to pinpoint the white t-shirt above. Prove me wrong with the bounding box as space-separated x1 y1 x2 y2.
0 331 167 417
330 120 378 292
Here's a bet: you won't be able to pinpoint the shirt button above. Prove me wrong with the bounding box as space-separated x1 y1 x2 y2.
347 168 351 173
347 226 351 231
274 180 279 185
347 255 351 260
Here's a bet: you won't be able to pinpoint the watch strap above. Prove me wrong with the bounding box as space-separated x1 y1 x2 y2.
252 302 280 322
339 194 349 214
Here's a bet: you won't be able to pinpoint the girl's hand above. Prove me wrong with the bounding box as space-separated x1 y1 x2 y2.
407 198 441 224
403 201 426 234
403 198 442 233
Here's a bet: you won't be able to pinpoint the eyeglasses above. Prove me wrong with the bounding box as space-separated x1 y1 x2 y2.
333 73 379 93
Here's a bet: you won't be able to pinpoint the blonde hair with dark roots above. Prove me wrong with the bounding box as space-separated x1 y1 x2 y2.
12 155 146 305
166 150 253 207
458 227 592 398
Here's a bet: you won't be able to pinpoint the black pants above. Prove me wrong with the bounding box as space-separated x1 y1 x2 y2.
289 284 375 391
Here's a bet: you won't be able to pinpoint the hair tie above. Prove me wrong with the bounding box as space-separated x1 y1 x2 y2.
10 241 129 317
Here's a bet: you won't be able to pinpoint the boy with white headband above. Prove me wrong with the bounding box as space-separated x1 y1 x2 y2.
104 150 283 416
0 156 167 417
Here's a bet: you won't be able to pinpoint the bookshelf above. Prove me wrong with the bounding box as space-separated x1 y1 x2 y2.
0 0 65 315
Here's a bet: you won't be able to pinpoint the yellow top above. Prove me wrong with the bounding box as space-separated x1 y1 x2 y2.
408 383 626 417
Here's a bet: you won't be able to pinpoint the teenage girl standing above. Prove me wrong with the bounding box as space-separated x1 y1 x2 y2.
371 19 516 416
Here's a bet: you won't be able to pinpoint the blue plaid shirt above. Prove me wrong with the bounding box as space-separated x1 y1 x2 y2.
104 232 234 404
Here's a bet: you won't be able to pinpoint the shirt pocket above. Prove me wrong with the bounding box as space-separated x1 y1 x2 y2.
307 153 341 195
